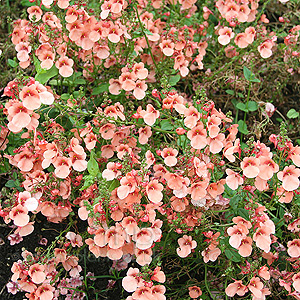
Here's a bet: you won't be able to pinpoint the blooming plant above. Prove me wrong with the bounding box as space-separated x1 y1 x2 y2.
0 0 300 299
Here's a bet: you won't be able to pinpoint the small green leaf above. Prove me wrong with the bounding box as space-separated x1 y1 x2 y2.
160 120 173 131
5 180 16 188
8 59 18 68
247 101 258 112
238 120 249 134
229 195 241 211
144 29 153 36
61 93 70 100
237 208 249 220
74 78 86 84
226 89 234 95
287 108 299 119
87 152 99 177
92 83 110 95
108 179 120 192
169 74 181 86
243 66 260 83
236 102 248 112
35 64 59 84
237 93 244 98
225 248 241 262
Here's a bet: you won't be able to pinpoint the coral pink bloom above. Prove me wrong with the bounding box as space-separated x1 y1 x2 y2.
232 217 252 229
132 287 153 300
277 165 300 191
207 115 221 138
287 145 300 167
27 6 42 22
102 162 122 181
14 150 34 172
84 133 97 150
54 248 67 263
287 239 300 258
225 280 248 297
7 102 33 129
55 56 74 77
100 123 116 140
248 277 264 298
258 40 273 58
234 33 249 48
201 245 221 263
117 175 137 199
258 266 270 281
258 156 279 180
133 62 148 80
29 264 46 284
122 267 141 292
194 157 208 177
121 216 139 235
159 39 175 56
190 179 209 201
105 226 125 249
218 27 234 45
134 228 154 250
135 248 153 266
227 224 249 249
176 235 197 258
238 236 252 257
146 180 164 203
226 169 243 190
140 104 160 126
189 286 202 298
245 26 256 44
292 273 300 292
66 232 83 247
133 80 147 100
161 147 178 167
19 84 41 110
138 126 152 145
109 78 122 95
165 172 183 190
53 157 72 179
70 137 85 155
208 133 225 154
253 225 272 253
70 152 87 172
241 157 260 178
119 72 137 91
36 283 55 300
9 204 29 227
184 106 200 129
187 123 207 150
151 285 166 300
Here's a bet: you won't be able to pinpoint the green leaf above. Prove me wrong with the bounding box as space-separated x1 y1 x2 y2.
35 64 59 84
160 120 173 131
108 179 120 192
144 29 153 36
243 66 260 83
226 89 234 95
225 248 241 262
247 101 258 112
61 93 70 100
287 108 299 119
92 83 109 95
169 74 181 86
8 59 18 68
237 93 244 98
5 180 16 188
74 78 86 84
238 120 249 134
236 102 248 112
229 195 241 211
87 152 99 177
237 208 249 220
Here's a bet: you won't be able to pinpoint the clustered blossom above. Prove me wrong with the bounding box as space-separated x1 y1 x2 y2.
2 0 300 299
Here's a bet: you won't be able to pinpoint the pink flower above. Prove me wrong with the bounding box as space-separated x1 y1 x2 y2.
139 104 160 126
122 267 141 292
176 235 197 258
29 263 46 284
159 39 175 56
241 157 260 178
188 286 202 298
146 180 164 203
55 56 74 77
225 280 248 297
258 40 273 58
187 123 207 150
161 147 178 167
9 204 29 227
287 239 300 258
225 169 243 190
218 27 234 45
133 80 147 100
277 165 300 191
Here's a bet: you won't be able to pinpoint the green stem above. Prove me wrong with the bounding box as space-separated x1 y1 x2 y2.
205 264 214 299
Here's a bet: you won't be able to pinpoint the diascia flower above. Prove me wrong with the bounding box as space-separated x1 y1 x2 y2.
176 235 197 258
277 165 300 191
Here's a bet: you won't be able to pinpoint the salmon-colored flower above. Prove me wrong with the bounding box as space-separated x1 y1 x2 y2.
146 180 164 203
248 277 263 298
29 263 46 284
227 224 249 249
36 283 55 300
218 27 234 45
133 80 147 100
53 156 72 178
253 225 272 253
287 239 300 258
122 267 141 292
184 106 200 129
55 56 74 77
258 40 273 58
241 157 260 178
161 147 178 167
27 6 43 22
133 228 154 250
9 204 29 227
225 280 248 297
238 236 252 257
292 273 300 292
176 235 197 258
187 123 207 150
138 126 152 145
234 33 249 48
277 165 300 191
139 104 160 126
188 286 202 298
258 156 279 180
226 169 243 190
159 39 174 56
258 266 270 280
201 245 221 263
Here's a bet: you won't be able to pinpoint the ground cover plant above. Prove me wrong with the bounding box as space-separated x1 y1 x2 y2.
0 0 300 299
